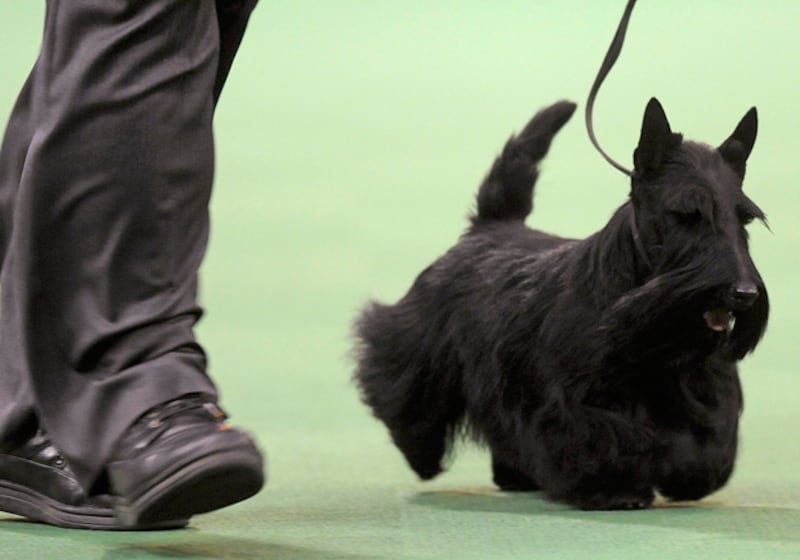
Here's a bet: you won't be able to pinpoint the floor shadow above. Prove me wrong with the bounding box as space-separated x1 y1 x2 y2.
565 502 800 544
102 538 377 560
411 487 566 515
0 515 194 535
411 487 800 544
0 517 378 560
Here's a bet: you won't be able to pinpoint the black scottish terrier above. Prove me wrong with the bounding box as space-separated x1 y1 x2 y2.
353 98 769 510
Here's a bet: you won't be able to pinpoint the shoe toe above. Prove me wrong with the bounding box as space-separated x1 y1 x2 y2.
107 397 265 528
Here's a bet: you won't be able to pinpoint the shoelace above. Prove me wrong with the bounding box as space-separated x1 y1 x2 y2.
130 396 229 452
7 429 68 468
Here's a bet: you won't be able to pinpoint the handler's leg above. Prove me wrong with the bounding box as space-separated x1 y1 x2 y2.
0 54 129 530
0 0 262 528
0 69 38 447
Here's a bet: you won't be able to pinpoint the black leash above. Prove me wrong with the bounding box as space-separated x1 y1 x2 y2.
585 0 637 177
584 0 654 269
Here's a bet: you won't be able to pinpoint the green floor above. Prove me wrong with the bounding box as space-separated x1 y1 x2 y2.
2 2 799 558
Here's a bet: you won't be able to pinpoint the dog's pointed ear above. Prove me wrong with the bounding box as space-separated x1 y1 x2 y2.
633 98 683 179
718 107 757 178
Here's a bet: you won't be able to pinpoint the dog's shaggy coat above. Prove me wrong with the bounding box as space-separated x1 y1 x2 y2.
354 99 768 510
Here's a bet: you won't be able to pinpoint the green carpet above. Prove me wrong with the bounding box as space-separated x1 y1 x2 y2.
1 2 798 558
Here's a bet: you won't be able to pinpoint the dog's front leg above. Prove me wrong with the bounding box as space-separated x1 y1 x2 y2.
652 362 742 501
656 427 738 502
529 399 656 510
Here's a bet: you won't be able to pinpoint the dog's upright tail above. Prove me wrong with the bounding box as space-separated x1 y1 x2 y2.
473 100 576 224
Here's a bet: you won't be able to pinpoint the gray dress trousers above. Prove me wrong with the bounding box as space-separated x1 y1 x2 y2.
0 0 257 490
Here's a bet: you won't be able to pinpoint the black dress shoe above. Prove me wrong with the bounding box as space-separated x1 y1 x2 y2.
0 430 187 530
107 395 265 528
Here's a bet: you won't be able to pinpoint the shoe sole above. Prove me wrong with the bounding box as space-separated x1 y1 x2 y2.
112 447 265 528
0 480 187 531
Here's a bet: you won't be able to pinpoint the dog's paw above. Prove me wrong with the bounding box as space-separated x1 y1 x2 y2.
492 460 540 492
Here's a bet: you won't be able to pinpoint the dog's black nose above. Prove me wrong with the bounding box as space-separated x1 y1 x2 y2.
728 282 759 309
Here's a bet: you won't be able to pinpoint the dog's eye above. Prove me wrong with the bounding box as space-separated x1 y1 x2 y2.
738 211 755 226
670 210 702 226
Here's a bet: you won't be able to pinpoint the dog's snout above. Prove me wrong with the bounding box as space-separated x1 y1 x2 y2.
728 282 759 309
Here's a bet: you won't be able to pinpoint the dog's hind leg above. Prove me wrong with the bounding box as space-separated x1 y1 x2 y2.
491 455 540 492
388 410 460 480
486 433 540 491
368 375 464 480
354 302 463 480
357 377 455 479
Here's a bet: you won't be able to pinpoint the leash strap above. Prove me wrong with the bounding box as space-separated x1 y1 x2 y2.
585 0 637 177
630 218 653 270
584 0 654 269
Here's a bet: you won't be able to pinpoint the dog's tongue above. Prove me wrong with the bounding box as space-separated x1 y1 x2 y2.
703 309 732 332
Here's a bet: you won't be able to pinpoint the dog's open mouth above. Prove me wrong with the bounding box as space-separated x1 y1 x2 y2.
703 309 733 332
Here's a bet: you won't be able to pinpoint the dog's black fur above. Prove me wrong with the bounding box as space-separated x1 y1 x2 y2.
353 98 768 510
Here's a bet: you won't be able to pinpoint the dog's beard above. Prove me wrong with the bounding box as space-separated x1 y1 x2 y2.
689 284 770 361
723 287 769 360
596 279 768 365
697 283 769 360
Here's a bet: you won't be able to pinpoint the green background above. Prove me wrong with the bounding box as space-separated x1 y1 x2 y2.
1 1 798 558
